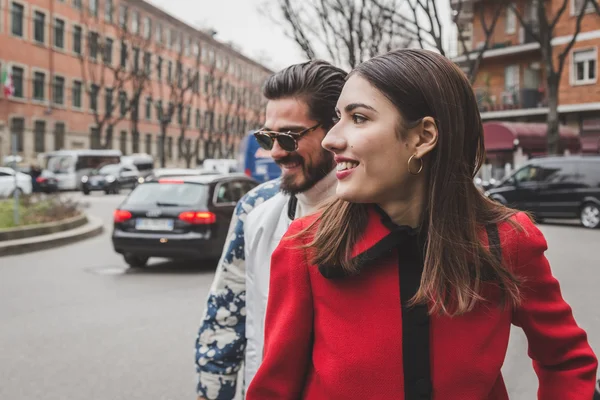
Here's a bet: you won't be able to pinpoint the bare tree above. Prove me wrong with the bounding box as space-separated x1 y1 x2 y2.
78 9 152 149
198 51 231 160
153 43 200 167
264 0 414 69
268 0 504 83
371 0 506 83
510 0 599 154
218 79 249 159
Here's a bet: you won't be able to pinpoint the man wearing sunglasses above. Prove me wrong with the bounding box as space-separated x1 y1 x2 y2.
195 60 346 400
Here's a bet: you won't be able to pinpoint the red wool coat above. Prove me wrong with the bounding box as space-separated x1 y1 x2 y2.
246 206 597 400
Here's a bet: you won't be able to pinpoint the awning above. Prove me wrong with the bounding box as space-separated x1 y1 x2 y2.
482 122 581 153
581 133 600 154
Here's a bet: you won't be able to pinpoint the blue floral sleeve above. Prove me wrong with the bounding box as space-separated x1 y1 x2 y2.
195 179 280 400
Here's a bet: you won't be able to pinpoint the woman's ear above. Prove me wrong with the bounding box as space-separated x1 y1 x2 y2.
414 116 438 158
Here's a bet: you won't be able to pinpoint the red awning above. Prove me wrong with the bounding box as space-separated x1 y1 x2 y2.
482 122 581 153
581 132 600 154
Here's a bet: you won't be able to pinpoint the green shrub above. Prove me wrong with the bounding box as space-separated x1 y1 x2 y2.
0 194 81 229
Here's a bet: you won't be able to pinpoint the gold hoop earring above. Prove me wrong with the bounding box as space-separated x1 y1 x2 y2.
408 154 423 175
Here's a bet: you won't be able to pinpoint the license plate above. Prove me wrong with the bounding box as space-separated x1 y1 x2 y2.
135 218 174 231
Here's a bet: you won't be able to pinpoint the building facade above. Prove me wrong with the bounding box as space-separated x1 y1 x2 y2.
0 0 272 167
452 0 600 179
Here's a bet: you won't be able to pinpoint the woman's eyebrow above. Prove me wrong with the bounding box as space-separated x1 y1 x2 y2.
344 103 378 113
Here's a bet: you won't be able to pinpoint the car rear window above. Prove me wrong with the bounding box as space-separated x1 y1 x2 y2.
125 182 208 207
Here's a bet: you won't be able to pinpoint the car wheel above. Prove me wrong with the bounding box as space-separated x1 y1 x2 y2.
83 189 90 195
113 186 121 194
124 254 149 268
104 189 111 195
580 203 600 229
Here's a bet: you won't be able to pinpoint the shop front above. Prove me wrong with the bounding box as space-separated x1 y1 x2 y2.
581 118 600 154
481 121 581 180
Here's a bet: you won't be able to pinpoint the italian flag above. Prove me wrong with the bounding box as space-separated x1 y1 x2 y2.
2 66 14 97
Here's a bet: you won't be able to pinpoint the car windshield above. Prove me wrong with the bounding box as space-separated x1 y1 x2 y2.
125 182 208 207
47 155 75 174
98 164 121 176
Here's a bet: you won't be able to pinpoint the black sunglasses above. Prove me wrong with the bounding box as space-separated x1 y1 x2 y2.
253 123 322 152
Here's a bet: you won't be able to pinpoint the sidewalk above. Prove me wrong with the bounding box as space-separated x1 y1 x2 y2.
0 215 104 257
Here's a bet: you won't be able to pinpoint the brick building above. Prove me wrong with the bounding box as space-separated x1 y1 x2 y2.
452 0 600 179
0 0 272 167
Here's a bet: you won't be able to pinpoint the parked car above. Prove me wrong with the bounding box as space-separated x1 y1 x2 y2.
14 165 58 193
141 168 208 183
35 170 60 193
0 167 33 198
122 153 155 183
81 163 140 195
485 156 600 229
112 173 258 268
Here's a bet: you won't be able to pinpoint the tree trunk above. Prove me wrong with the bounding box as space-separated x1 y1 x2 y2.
103 125 113 149
546 75 560 155
160 125 167 168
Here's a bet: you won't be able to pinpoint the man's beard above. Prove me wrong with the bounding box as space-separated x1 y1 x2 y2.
277 150 334 195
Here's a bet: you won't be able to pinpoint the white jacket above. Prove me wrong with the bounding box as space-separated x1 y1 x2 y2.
195 171 337 399
243 170 337 392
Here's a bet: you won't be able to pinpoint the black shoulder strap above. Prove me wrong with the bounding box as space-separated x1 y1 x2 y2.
485 223 502 263
399 241 432 400
287 195 298 220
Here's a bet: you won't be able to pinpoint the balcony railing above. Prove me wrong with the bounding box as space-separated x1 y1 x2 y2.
475 86 548 113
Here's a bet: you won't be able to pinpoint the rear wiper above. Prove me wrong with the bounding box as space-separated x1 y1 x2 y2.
155 202 182 207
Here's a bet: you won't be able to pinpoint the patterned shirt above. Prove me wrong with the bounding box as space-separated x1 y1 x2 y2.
195 179 280 400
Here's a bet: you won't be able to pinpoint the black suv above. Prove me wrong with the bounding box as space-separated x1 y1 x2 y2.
112 173 257 268
485 156 600 228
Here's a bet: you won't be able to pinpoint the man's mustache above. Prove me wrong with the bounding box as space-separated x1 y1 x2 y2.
275 154 304 167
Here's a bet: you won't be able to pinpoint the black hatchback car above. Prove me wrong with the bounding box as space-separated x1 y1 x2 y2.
485 156 600 228
81 163 140 195
112 173 258 268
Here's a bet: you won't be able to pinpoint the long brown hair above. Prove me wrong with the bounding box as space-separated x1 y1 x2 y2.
304 49 522 316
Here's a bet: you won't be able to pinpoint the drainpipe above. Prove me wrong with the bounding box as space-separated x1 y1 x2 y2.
48 0 55 117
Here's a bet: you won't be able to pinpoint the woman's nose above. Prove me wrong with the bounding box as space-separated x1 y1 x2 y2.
322 124 346 153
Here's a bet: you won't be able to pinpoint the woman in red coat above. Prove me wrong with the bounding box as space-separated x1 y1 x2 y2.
246 49 597 400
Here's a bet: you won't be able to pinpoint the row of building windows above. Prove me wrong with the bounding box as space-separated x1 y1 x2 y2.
8 0 268 84
6 65 257 130
9 116 196 161
8 7 261 103
9 118 66 153
90 129 178 159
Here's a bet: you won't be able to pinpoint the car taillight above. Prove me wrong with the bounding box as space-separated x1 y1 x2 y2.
159 178 184 184
36 177 46 183
114 209 132 223
178 211 216 224
244 168 252 177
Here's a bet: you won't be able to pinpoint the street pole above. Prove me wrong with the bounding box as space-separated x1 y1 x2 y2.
12 132 20 226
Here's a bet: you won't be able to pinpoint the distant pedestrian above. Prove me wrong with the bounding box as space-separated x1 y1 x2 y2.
247 49 598 400
30 164 42 193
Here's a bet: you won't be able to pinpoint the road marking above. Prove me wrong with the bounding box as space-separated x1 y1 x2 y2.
85 266 128 275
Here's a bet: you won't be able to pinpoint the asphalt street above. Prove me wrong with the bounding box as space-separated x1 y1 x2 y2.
1 191 599 399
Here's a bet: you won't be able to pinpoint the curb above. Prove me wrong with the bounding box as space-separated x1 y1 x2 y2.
0 213 88 241
0 215 104 257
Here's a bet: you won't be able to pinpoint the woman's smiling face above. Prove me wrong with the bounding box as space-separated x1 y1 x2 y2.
322 74 418 205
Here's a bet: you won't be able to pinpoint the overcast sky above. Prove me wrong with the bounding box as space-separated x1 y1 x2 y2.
146 0 307 71
146 0 454 72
